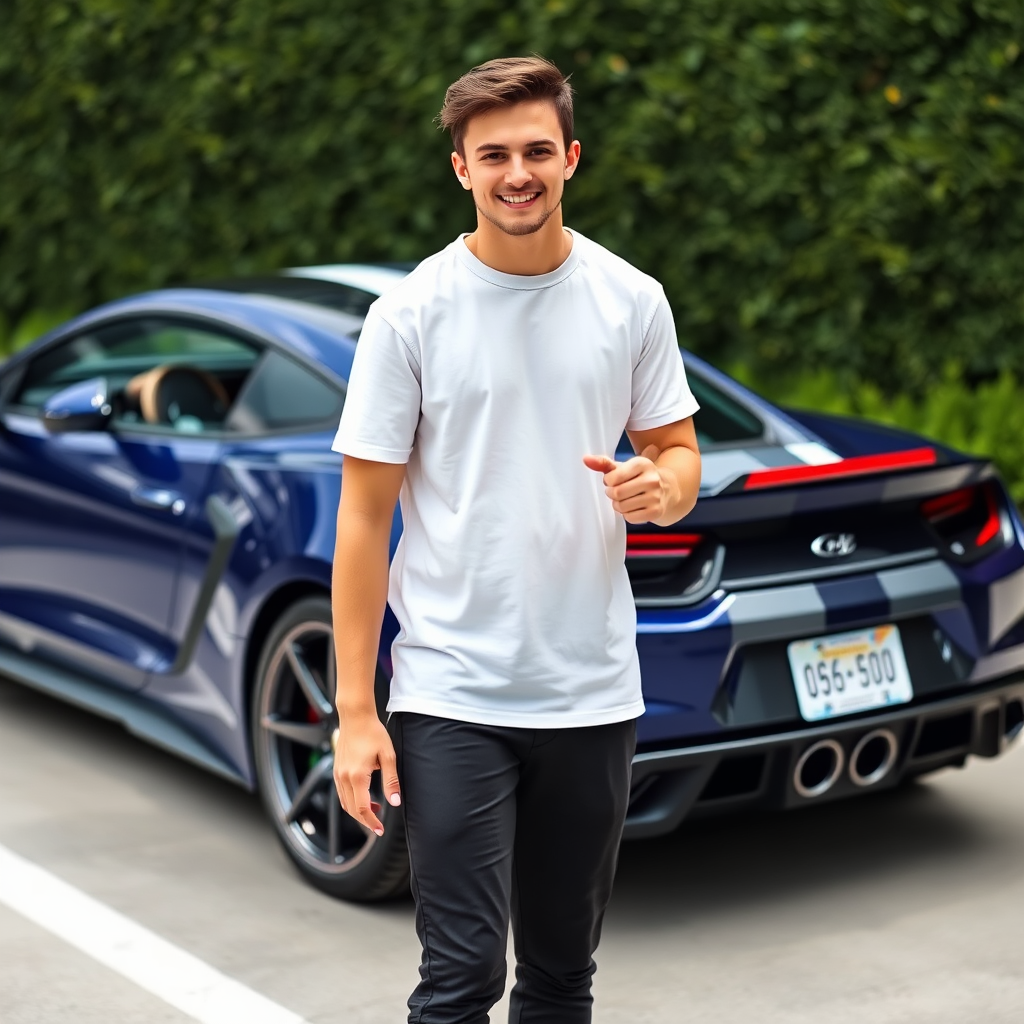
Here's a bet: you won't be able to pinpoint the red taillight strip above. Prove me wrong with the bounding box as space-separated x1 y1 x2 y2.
976 488 1002 547
742 447 938 491
626 532 702 558
921 487 975 522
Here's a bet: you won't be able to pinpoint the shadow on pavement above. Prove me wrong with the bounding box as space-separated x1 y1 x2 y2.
0 673 266 826
610 774 1011 929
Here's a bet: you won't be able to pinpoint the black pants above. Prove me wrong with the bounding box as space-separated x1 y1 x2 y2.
389 712 636 1024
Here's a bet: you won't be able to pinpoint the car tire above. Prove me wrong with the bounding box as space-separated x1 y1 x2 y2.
251 595 409 901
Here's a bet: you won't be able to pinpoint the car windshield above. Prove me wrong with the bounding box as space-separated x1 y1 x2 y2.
688 370 764 446
616 367 763 456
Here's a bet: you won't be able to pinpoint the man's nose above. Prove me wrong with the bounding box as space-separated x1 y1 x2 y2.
504 157 532 188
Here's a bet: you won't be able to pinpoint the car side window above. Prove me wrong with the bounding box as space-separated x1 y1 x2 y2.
12 317 261 434
226 349 343 434
688 372 764 445
615 368 765 456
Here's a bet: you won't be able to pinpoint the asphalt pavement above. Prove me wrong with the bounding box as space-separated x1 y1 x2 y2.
1 673 1022 1023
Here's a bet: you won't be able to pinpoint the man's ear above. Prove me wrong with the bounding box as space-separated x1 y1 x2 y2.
563 140 582 180
451 151 473 191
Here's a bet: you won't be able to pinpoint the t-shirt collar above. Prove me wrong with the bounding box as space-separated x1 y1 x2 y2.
454 228 580 290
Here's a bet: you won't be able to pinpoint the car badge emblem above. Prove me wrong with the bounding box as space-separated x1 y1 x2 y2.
811 532 857 558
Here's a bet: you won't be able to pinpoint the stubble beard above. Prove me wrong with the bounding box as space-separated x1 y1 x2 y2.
474 191 562 237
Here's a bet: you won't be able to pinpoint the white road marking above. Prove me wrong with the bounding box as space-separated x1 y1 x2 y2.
0 842 308 1024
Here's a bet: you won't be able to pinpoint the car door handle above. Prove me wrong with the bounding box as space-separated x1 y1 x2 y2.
131 486 186 515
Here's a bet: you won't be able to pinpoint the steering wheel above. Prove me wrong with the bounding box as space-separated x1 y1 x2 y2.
124 365 230 428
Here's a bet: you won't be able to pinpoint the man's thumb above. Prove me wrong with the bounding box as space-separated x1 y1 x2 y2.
583 454 617 473
380 746 402 807
641 444 660 462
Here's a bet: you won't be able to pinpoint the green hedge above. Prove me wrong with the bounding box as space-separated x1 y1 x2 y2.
0 308 71 359
2 1 1023 388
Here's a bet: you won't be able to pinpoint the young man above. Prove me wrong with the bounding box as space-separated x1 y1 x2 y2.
332 56 701 1024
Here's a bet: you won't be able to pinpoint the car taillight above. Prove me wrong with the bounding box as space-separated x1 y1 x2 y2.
920 482 1010 563
625 531 720 604
626 532 703 558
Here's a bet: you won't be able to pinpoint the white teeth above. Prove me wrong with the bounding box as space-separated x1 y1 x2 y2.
500 192 538 205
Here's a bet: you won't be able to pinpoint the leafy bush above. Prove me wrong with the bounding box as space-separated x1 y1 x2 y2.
0 308 71 359
1 1 1023 389
734 364 1024 502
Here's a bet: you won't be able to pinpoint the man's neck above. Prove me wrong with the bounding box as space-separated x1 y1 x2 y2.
464 216 572 276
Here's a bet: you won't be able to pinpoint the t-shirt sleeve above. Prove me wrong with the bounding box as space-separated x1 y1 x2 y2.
626 288 700 432
332 309 421 464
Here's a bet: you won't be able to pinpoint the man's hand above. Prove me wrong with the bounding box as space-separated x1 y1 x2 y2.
583 445 676 525
332 710 401 836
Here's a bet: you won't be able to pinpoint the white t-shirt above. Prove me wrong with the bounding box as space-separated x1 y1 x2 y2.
333 229 699 728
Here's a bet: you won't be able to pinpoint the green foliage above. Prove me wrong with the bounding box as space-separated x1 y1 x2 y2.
0 308 71 358
734 363 1024 503
2 1 1023 388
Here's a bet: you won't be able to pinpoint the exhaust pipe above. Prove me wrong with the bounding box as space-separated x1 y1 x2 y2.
793 739 844 798
849 729 898 787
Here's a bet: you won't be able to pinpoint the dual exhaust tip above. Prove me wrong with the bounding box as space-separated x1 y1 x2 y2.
793 729 898 799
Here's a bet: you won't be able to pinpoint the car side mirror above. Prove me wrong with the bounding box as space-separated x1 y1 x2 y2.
42 377 113 433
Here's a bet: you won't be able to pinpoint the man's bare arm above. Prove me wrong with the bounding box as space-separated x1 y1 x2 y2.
583 417 701 526
332 455 406 836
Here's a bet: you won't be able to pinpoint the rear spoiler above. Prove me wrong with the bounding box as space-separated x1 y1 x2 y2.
723 447 941 495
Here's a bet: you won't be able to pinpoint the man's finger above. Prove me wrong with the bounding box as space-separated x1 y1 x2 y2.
354 785 385 836
641 444 660 463
339 777 358 823
380 741 402 808
605 472 654 502
333 763 352 812
339 768 384 835
612 494 654 516
623 509 654 524
602 456 652 487
583 454 617 474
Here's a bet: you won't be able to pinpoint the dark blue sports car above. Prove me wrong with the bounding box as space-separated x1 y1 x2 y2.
1 266 1022 901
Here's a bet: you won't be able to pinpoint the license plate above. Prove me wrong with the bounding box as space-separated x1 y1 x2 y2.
787 625 913 722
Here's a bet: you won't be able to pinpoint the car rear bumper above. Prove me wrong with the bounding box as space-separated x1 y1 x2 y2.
624 676 1024 839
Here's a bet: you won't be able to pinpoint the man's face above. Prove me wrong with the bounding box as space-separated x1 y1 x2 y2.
452 100 580 237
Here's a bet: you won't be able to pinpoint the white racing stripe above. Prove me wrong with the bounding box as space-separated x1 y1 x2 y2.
0 842 308 1024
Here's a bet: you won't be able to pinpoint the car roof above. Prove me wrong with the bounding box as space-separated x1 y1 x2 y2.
6 288 364 384
4 265 410 386
284 263 412 296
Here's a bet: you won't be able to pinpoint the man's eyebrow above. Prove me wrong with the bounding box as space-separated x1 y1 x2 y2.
473 139 558 153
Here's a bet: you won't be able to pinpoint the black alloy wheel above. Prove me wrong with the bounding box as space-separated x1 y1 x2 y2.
252 595 409 901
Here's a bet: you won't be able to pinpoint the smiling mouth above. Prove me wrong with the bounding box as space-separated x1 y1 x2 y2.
498 192 540 206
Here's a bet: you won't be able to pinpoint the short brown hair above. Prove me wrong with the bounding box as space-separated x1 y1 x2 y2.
438 56 574 157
